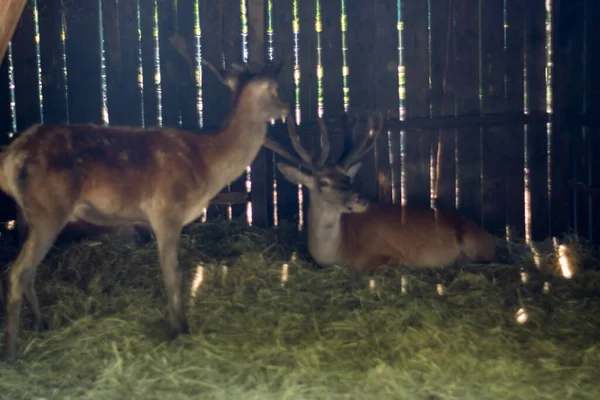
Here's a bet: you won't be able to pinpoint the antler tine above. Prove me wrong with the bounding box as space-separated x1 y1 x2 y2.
201 59 225 81
340 112 384 169
315 118 331 168
351 112 384 162
263 137 313 171
286 115 315 168
201 60 248 91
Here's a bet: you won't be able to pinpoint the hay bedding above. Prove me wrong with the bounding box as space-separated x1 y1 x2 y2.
0 218 599 400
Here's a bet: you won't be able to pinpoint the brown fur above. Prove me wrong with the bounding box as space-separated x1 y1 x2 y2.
0 63 289 364
340 204 496 273
268 112 496 274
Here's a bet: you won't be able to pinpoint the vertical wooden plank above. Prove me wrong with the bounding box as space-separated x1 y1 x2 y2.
103 0 145 127
589 126 600 244
64 0 103 124
297 0 317 124
587 0 600 243
101 0 122 125
373 0 399 120
12 0 42 131
0 51 14 221
0 56 12 144
346 1 376 200
319 0 345 173
402 0 432 209
372 0 397 204
505 0 525 238
221 0 246 220
454 0 482 225
119 0 144 126
248 0 269 227
525 0 549 241
157 0 180 127
563 0 586 238
388 129 402 204
38 0 68 124
320 0 343 122
548 0 571 239
550 0 584 238
430 0 456 212
374 126 392 203
346 1 375 114
273 0 299 226
140 0 158 127
175 0 198 130
480 0 508 236
200 0 229 129
294 0 317 224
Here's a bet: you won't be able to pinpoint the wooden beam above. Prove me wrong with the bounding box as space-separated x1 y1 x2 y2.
247 0 269 227
0 192 250 225
195 111 550 139
210 192 250 205
0 0 27 64
567 181 600 197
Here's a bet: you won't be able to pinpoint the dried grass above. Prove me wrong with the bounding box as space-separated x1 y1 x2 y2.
0 218 599 400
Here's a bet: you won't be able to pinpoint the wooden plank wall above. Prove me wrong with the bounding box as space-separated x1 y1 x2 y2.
0 0 598 244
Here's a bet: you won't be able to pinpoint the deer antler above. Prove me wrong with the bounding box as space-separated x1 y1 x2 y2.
263 115 316 172
339 111 384 170
201 59 248 92
284 115 315 168
263 137 314 171
265 112 383 172
315 118 330 168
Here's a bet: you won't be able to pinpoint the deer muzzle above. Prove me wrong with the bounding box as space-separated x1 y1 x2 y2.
346 195 370 213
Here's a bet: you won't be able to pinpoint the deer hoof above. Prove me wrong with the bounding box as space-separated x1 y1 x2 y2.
3 346 19 365
38 319 49 332
180 320 190 335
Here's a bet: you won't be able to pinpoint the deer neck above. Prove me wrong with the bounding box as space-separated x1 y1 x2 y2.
201 106 268 193
306 198 344 267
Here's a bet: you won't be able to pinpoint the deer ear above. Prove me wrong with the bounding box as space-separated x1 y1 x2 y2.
346 162 362 180
276 163 314 188
222 75 240 92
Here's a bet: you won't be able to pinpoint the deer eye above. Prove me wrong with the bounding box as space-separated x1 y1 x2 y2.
318 180 329 188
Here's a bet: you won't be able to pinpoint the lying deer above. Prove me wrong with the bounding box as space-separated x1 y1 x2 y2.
264 113 496 272
0 61 289 363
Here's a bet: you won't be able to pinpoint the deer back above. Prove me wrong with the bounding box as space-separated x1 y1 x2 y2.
339 203 496 272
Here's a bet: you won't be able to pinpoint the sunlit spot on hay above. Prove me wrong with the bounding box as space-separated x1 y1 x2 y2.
190 264 204 299
5 219 15 230
280 263 289 287
529 242 543 269
520 270 528 284
221 264 228 283
401 275 408 294
515 308 528 324
557 244 573 279
369 279 376 290
436 283 445 296
543 281 551 294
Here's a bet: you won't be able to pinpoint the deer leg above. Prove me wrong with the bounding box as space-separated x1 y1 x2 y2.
152 222 189 339
22 268 48 332
3 221 61 364
15 207 28 247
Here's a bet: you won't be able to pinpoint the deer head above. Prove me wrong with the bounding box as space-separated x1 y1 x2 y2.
266 112 384 215
202 60 287 124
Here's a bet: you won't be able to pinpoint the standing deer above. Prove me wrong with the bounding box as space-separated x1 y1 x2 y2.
264 113 496 272
0 61 289 363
